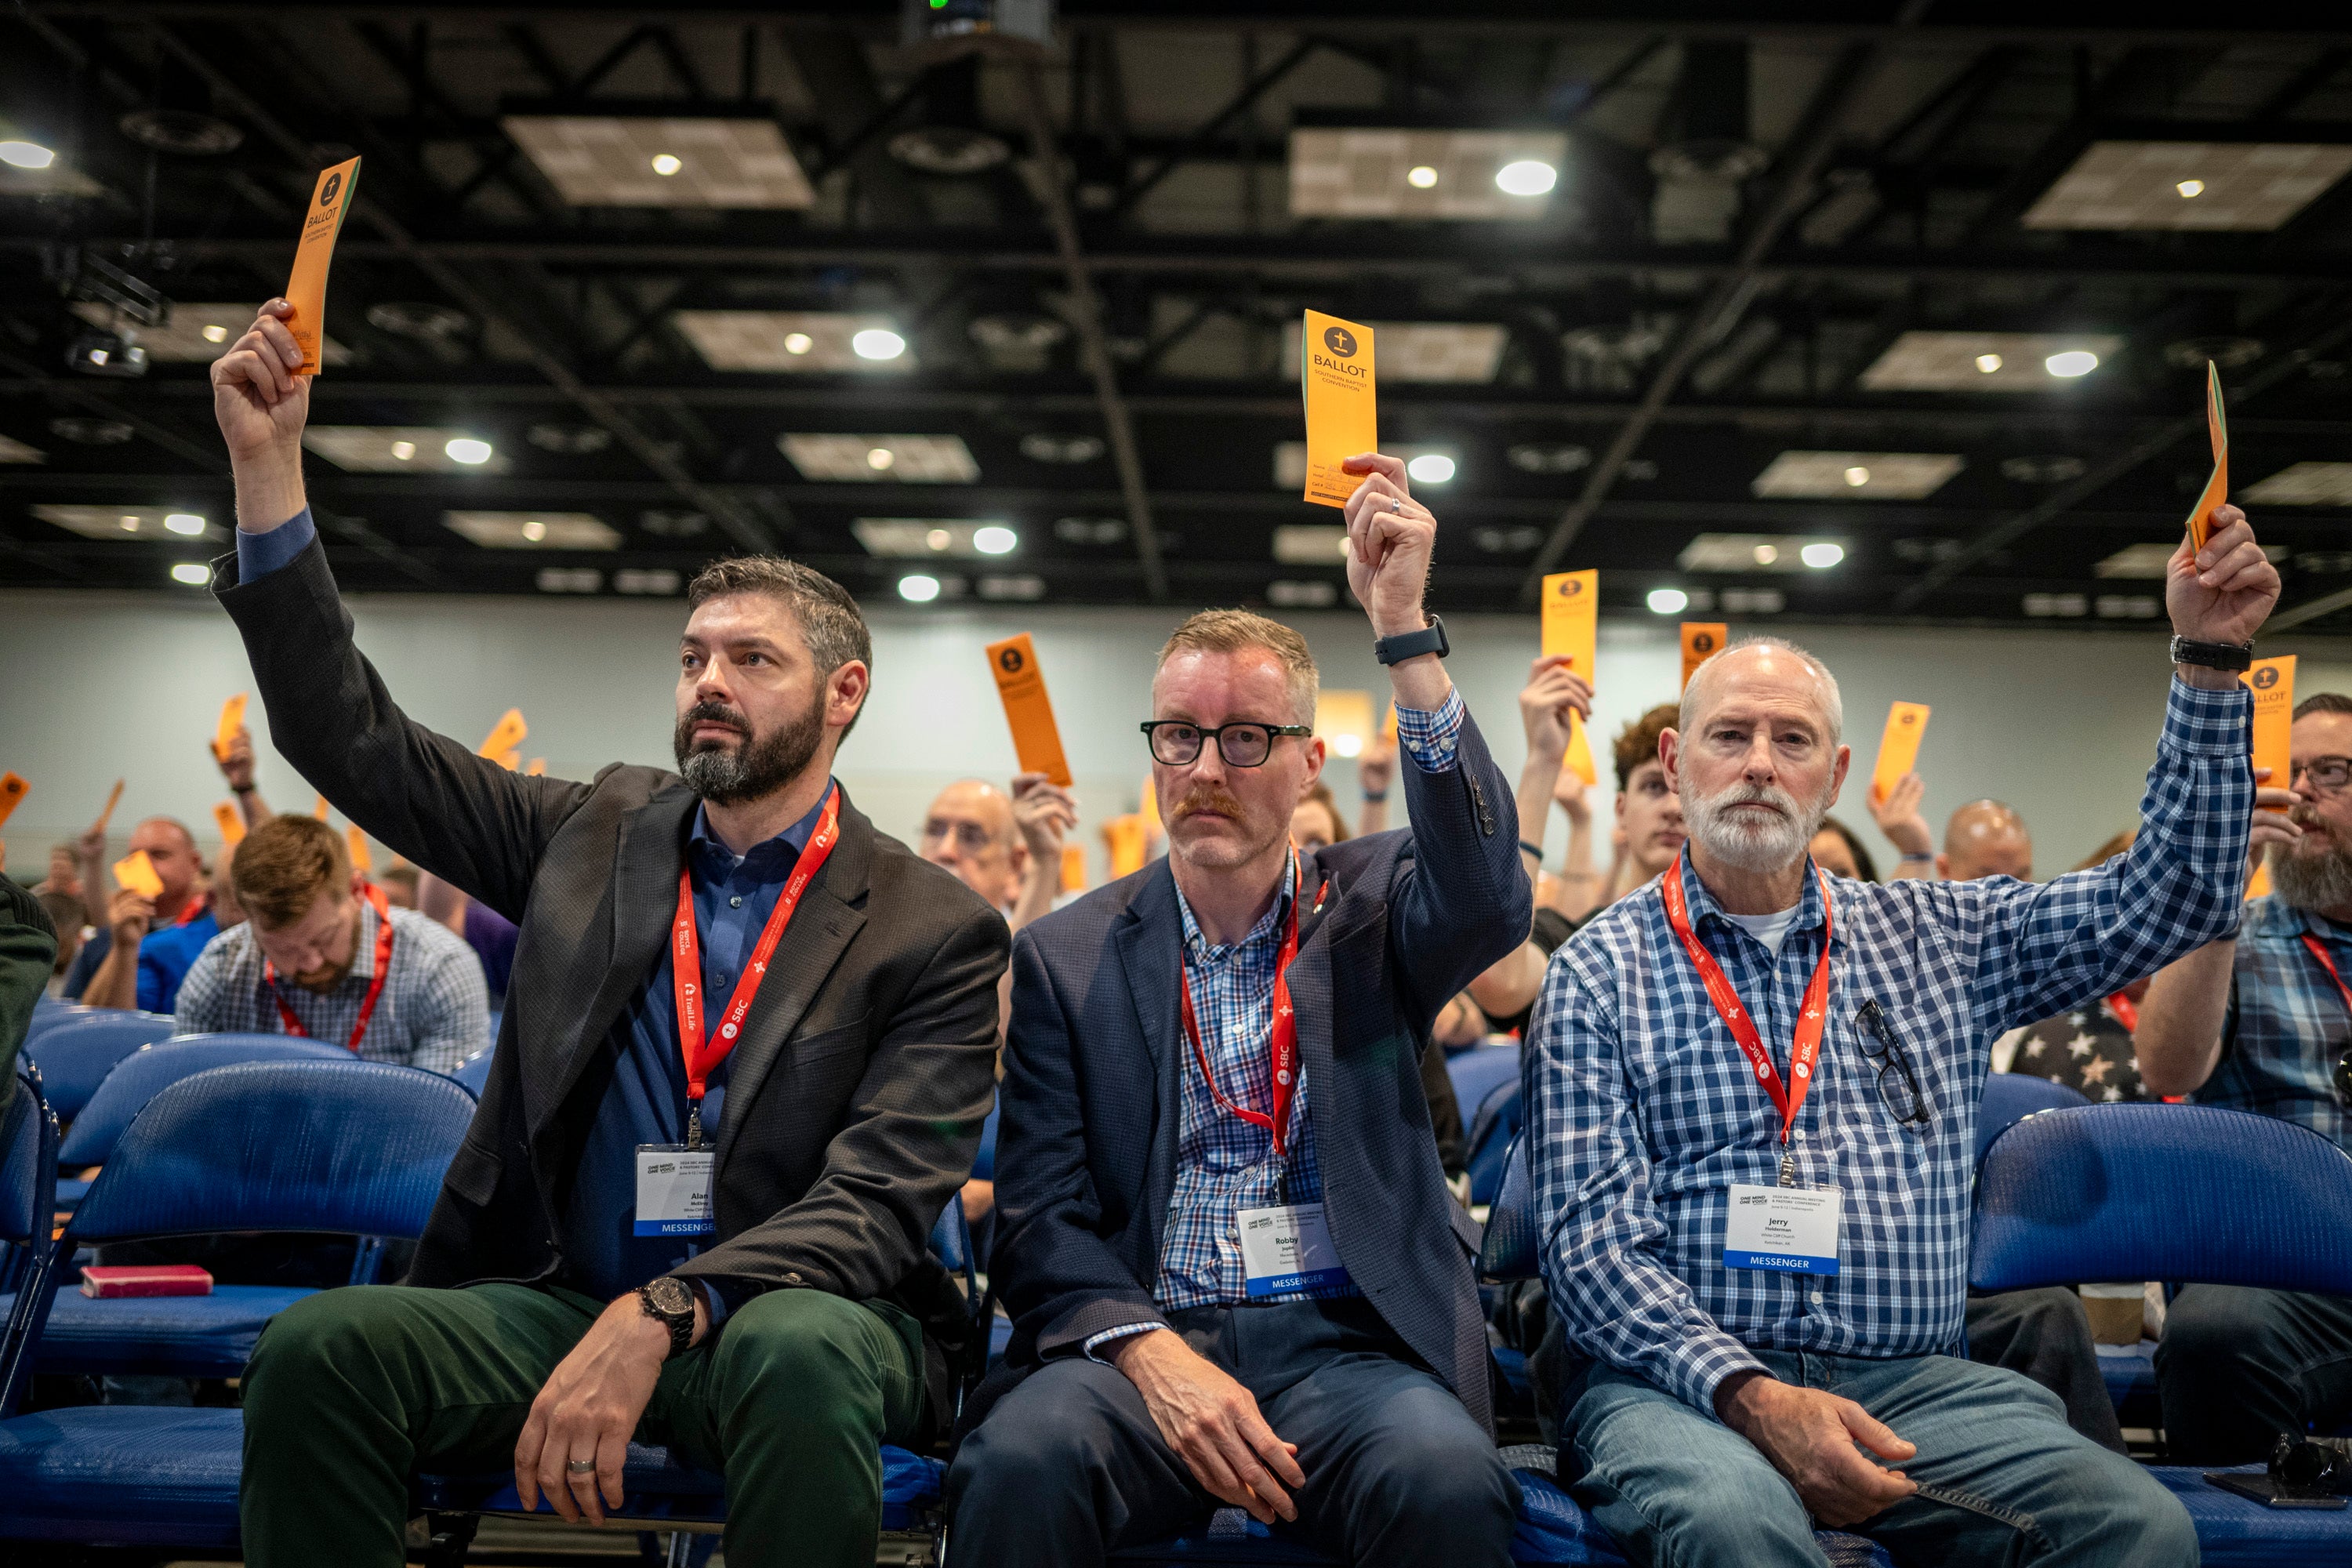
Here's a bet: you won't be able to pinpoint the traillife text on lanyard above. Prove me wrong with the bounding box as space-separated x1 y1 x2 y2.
265 883 395 1053
670 785 843 1149
1661 851 1835 1189
1178 849 1329 1158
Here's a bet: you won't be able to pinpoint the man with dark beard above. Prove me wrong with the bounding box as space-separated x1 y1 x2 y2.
1522 504 2276 1568
205 302 1004 1568
2136 690 2352 1461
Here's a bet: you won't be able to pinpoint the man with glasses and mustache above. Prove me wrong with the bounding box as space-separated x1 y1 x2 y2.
1522 506 2279 1568
205 303 1004 1568
948 453 1530 1566
2136 691 2352 1462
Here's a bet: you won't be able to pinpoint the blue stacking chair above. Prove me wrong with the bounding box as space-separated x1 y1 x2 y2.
58 1034 353 1169
1465 1078 1524 1207
17 1010 176 1122
1975 1073 2088 1167
1446 1044 1520 1128
452 1045 495 1097
410 1196 989 1568
1973 1102 2352 1566
0 1073 60 1401
0 1059 475 1549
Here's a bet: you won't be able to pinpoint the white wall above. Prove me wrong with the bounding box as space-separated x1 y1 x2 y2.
3 586 2345 885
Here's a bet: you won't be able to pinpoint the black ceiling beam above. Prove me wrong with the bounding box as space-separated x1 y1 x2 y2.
781 28 930 229
1519 5 1931 601
1109 37 1323 219
2252 47 2350 123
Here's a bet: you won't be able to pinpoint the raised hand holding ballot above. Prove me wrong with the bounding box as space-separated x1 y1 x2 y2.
211 302 314 532
2168 504 2278 662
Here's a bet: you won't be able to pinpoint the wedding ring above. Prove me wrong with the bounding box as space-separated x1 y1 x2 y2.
1390 496 1403 514
567 1459 597 1475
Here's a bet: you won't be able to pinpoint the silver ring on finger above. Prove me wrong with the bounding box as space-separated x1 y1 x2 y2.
567 1458 597 1475
1389 496 1403 514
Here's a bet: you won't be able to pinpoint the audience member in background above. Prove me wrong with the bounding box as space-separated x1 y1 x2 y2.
176 816 485 1073
72 816 214 1012
2137 691 2352 1463
1354 726 1397 837
1529 504 2274 1568
1290 779 1348 855
0 877 58 1116
416 869 519 1008
31 842 84 912
216 720 276 829
378 858 420 909
38 891 85 997
1463 656 1592 1038
1868 771 1938 881
1599 702 1690 906
953 458 1530 1566
1944 800 2034 881
214 296 1001 1568
1809 816 1878 883
1991 829 2154 1100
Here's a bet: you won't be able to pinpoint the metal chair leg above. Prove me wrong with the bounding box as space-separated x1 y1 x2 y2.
421 1510 479 1568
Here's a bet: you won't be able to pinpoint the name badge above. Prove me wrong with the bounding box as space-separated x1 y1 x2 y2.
634 1145 715 1236
1722 1183 1842 1276
1238 1202 1351 1298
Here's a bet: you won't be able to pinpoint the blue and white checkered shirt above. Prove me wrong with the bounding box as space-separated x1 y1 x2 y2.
2201 893 2352 1153
1526 677 2252 1417
1084 689 1466 1354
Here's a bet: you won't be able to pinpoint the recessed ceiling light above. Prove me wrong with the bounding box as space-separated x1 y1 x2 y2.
1860 332 2124 392
1679 534 1845 574
972 524 1018 555
978 574 1047 601
898 574 942 603
445 437 495 465
783 332 812 355
2045 350 2099 378
503 116 813 209
164 512 205 535
1406 453 1457 484
782 434 978 484
1288 127 1567 220
1754 544 1779 564
170 562 209 585
867 447 895 470
34 505 221 541
1975 353 2002 373
650 153 682 176
1842 466 1870 488
926 527 952 551
1801 542 1845 569
521 520 546 543
851 328 907 361
673 311 915 373
2024 140 2352 232
201 324 229 343
0 141 56 170
1406 165 1439 189
854 519 1014 558
1647 586 1689 615
390 441 416 461
119 516 137 530
1753 451 1962 499
306 426 509 474
1496 159 1557 197
2176 178 2205 198
443 511 620 550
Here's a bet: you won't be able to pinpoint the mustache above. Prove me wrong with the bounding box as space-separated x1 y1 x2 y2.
1173 783 1249 820
1704 783 1797 816
681 699 751 741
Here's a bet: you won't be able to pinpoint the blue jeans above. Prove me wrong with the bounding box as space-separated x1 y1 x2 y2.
1560 1350 2194 1568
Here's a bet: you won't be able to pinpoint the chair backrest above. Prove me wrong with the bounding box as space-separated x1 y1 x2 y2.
1479 1134 1540 1281
1 1072 56 1249
1976 1073 2089 1165
1465 1079 1523 1206
1972 1103 2352 1294
20 1011 177 1119
66 1059 476 1244
1445 1044 1519 1120
452 1047 494 1098
58 1033 352 1165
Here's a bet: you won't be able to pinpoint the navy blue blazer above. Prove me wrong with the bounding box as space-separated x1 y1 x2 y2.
987 708 1531 1433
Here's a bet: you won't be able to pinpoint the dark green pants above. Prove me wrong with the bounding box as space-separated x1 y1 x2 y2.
239 1281 924 1568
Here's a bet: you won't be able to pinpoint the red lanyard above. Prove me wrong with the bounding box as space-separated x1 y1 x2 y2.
2103 992 2140 1033
672 786 842 1145
171 893 211 929
1661 853 1835 1153
265 884 394 1053
1178 851 1319 1156
2302 934 2352 1018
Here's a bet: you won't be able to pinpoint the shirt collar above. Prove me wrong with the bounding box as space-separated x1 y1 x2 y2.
689 777 835 876
1173 852 1298 964
349 895 382 984
1673 849 1836 947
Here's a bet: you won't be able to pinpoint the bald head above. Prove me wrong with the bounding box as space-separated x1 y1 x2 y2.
919 779 1026 909
127 815 204 908
1940 800 2032 882
1679 637 1844 746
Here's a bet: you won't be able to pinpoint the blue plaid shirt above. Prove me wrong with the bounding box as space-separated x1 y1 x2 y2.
1527 677 2252 1417
1084 689 1466 1353
2201 894 2352 1153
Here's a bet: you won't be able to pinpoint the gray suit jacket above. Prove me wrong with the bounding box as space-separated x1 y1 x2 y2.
215 539 1004 1428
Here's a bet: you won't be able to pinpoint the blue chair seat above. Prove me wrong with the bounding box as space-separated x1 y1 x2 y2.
0 1405 244 1545
2151 1466 2352 1568
6 1283 312 1376
414 1443 944 1532
2094 1339 2159 1428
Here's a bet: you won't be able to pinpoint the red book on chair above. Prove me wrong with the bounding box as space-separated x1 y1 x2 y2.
78 1264 212 1299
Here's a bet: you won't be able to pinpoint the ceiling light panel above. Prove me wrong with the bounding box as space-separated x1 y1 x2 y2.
671 311 916 373
1858 332 2127 392
1676 534 1846 574
853 520 1012 558
1272 524 1354 566
1272 442 1452 491
70 301 349 365
2094 543 2183 579
444 512 620 550
2023 140 2352 232
0 435 42 464
1288 129 1568 220
503 117 814 209
1751 450 1964 500
1276 320 1508 384
780 434 978 484
34 504 220 542
2243 462 2352 507
304 426 511 474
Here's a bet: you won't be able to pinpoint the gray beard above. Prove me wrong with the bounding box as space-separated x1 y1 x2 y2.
1682 779 1831 875
2270 838 2352 913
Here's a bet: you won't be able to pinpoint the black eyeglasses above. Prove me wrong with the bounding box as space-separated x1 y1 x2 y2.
2334 1048 2352 1109
2296 756 2352 797
1854 1000 1932 1128
1140 720 1314 768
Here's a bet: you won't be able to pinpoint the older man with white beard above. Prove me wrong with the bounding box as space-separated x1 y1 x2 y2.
2135 688 2352 1463
1522 508 2278 1568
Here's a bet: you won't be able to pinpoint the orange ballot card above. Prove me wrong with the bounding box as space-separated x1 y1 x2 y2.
1140 775 1160 833
2245 655 2296 810
313 793 331 821
1300 311 1376 508
1541 572 1599 670
1061 843 1089 894
1681 623 1728 691
985 633 1073 787
2185 361 2230 553
2249 860 2273 900
212 693 248 762
1868 702 1932 807
478 709 528 760
212 802 247 847
93 779 125 834
285 157 361 376
1563 717 1597 787
1105 815 1148 879
346 826 373 876
113 850 163 900
525 758 546 777
0 771 25 830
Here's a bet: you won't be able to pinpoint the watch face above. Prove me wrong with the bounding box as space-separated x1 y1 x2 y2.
645 1276 693 1316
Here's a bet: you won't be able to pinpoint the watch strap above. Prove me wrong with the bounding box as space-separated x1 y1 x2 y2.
637 1279 696 1359
1374 614 1448 666
2170 636 2254 672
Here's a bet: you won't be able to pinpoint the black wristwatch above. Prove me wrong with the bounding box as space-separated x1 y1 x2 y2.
2170 636 2254 673
1374 614 1449 666
637 1276 698 1359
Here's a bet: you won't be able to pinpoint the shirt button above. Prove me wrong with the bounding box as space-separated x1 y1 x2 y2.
729 896 743 909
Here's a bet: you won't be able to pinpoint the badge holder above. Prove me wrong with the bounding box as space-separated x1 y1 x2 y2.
634 1145 716 1237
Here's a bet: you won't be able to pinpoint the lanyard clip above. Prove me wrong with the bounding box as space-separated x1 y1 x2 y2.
1777 1150 1798 1189
687 1098 705 1151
